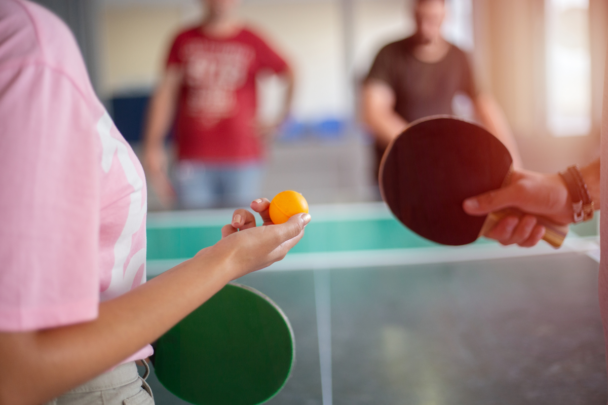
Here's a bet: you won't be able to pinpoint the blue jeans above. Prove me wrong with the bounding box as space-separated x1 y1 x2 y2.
174 161 264 209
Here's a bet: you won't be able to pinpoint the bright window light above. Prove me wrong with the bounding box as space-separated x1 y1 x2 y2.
442 0 474 52
546 0 591 137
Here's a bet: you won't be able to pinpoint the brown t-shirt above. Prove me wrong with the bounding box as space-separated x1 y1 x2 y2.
366 36 477 177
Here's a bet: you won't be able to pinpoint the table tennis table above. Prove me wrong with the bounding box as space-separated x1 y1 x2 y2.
146 203 606 405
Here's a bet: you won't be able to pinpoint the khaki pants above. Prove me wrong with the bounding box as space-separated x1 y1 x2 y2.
45 362 154 405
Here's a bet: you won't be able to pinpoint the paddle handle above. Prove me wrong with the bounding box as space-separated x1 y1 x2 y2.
481 208 569 248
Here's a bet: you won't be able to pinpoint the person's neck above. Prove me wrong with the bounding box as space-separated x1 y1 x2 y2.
411 34 450 63
201 16 241 38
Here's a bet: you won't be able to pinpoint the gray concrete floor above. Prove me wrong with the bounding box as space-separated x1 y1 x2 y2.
144 253 607 404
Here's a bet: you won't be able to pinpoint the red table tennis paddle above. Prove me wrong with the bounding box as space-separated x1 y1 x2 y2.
379 116 568 248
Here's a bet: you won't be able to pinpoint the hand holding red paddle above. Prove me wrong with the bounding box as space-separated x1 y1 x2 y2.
463 171 572 247
464 160 600 247
379 116 573 248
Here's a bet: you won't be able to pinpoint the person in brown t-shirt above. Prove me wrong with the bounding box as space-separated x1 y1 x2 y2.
362 0 522 180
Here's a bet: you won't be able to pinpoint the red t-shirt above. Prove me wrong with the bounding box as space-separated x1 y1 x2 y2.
166 26 288 163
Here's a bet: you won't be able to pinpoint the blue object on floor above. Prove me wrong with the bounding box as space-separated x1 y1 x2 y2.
278 118 307 142
311 118 345 140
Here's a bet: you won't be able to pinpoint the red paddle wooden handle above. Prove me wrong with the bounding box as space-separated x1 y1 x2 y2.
481 208 569 248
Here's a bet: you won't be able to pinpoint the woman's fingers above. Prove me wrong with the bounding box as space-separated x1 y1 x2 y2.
278 230 305 253
280 213 311 240
220 212 312 278
266 213 309 254
221 224 237 238
249 198 309 227
267 230 305 264
223 209 256 238
231 209 257 230
251 198 273 225
267 214 310 261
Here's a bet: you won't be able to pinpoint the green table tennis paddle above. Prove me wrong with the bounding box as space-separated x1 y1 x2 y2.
151 283 295 405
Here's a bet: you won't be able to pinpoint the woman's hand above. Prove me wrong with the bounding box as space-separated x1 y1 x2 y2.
463 170 572 247
209 198 311 279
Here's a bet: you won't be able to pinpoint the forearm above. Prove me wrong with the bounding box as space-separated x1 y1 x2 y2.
475 94 523 169
363 111 408 147
0 247 231 405
361 81 407 147
278 69 295 123
143 90 176 151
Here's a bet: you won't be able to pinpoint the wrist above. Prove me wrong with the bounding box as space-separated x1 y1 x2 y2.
190 244 234 284
558 165 594 223
143 138 164 152
579 161 600 207
553 172 574 218
195 244 239 283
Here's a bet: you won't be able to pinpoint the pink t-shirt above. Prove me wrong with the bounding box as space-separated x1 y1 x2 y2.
0 0 152 362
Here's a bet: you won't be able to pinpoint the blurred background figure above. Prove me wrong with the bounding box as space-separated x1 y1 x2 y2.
91 0 602 209
143 0 294 209
362 0 523 183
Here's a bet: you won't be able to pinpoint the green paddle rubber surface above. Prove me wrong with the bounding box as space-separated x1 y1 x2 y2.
154 283 295 405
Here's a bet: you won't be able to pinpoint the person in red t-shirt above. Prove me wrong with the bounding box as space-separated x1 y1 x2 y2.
143 0 294 209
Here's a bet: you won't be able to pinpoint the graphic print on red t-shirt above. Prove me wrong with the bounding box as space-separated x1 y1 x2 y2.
167 27 288 163
182 41 254 125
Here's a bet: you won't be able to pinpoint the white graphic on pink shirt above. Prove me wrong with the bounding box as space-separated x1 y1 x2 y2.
181 41 254 125
97 112 147 301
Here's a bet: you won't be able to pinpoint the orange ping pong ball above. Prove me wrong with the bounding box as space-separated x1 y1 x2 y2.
269 190 309 225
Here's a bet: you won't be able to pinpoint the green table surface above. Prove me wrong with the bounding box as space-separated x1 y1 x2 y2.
146 203 599 276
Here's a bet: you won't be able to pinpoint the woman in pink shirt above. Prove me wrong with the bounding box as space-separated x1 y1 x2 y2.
0 1 309 404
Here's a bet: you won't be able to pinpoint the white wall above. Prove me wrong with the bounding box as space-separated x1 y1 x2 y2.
353 0 412 80
100 5 184 96
239 1 347 121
